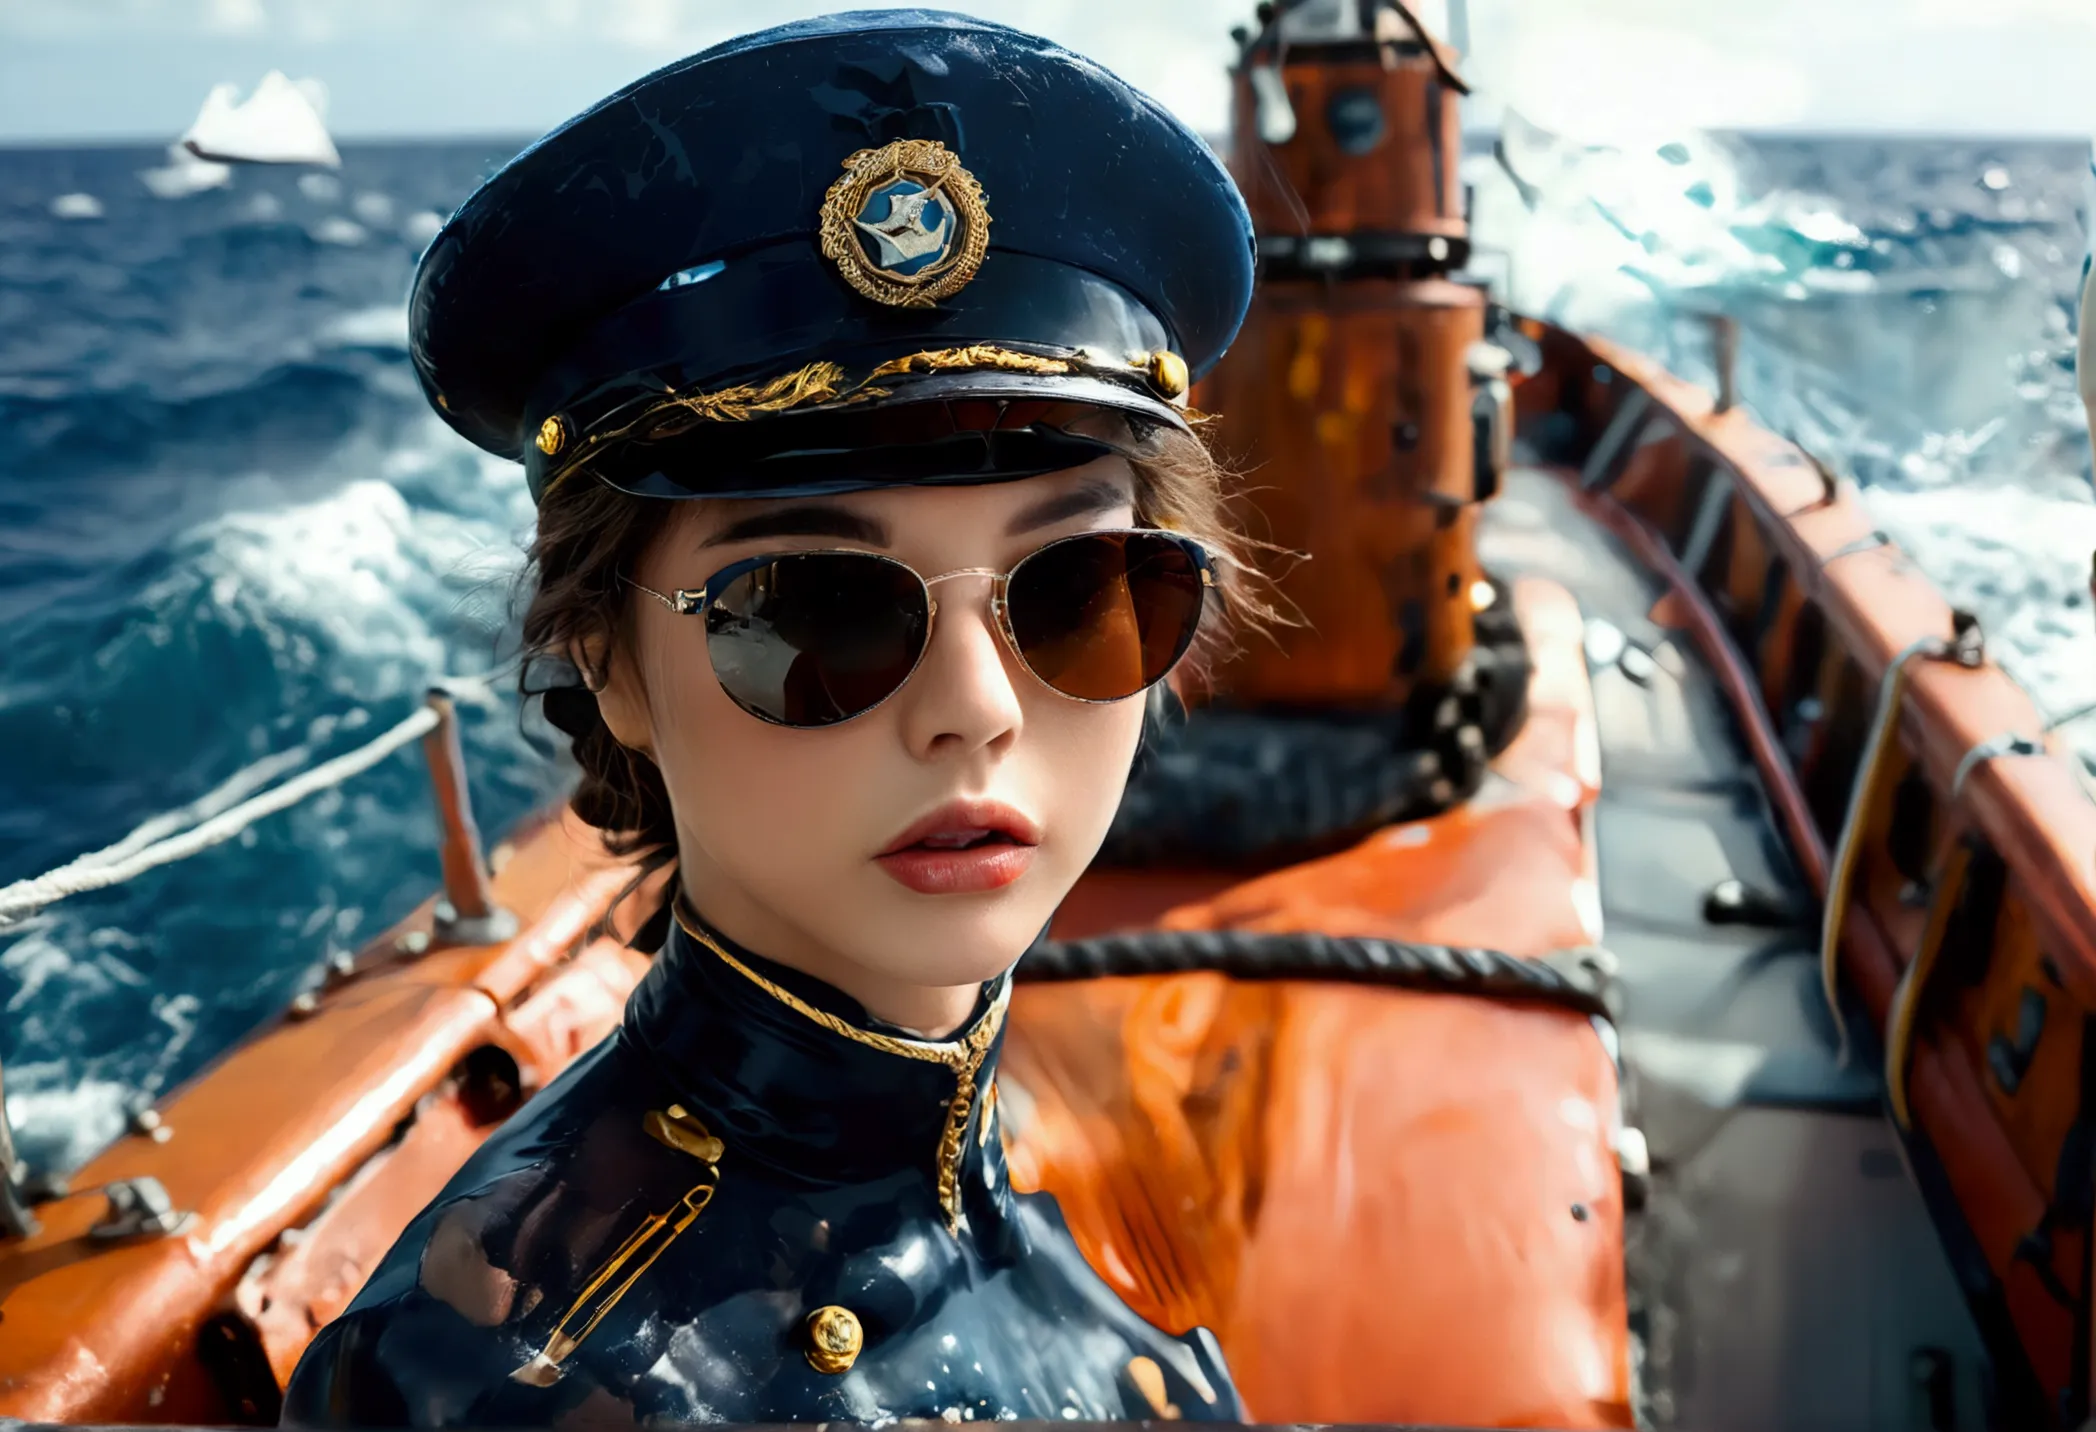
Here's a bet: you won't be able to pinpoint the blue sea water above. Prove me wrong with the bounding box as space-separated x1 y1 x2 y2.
1 132 2092 1176
0 143 566 1171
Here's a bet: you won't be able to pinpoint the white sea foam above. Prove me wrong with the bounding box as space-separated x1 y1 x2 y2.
139 143 232 199
309 216 367 246
318 304 410 349
5 1069 132 1174
351 191 395 227
403 209 445 247
166 470 527 681
49 192 103 220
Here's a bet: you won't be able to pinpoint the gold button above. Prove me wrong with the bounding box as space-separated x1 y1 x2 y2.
535 414 568 457
804 1305 863 1374
1147 350 1190 400
644 1105 725 1165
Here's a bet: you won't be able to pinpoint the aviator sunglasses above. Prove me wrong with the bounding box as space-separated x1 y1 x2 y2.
627 529 1214 728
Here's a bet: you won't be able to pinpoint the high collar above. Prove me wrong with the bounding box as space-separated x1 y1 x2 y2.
622 904 1013 1233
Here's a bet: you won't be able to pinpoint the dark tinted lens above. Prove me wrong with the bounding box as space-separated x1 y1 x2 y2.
704 552 929 726
1005 532 1206 701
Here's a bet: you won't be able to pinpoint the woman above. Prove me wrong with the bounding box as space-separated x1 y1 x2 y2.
283 9 1269 1427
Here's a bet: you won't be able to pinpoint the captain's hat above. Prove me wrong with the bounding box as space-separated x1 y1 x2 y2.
408 9 1255 504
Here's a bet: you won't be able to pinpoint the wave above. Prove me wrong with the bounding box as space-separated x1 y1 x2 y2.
0 418 560 1171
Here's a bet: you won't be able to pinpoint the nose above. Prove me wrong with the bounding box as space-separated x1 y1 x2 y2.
894 574 1024 761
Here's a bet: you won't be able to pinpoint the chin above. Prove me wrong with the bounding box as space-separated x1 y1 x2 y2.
849 876 1059 989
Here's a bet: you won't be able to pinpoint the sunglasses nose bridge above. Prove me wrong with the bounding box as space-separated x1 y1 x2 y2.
919 566 1023 668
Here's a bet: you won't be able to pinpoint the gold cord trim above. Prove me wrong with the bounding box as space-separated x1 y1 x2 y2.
672 900 1008 1232
859 345 1071 384
535 343 1175 501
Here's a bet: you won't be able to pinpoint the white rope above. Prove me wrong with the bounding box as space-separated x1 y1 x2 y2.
64 742 315 875
0 705 441 928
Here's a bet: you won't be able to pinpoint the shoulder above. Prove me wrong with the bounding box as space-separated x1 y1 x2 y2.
283 1031 696 1426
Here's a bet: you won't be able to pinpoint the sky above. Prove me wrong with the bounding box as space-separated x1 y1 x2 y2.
2 0 2095 146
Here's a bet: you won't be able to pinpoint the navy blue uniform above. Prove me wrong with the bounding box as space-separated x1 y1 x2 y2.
284 915 1237 1425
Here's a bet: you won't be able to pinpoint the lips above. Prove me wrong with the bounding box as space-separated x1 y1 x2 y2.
875 799 1042 895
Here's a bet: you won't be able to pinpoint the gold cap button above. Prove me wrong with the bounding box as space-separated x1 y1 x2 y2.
535 414 568 457
1147 349 1190 400
804 1305 863 1374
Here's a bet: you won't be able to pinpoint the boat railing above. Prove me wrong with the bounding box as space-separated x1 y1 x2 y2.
0 686 515 1239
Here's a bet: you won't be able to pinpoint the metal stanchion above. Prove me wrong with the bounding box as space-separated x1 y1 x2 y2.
420 688 518 947
1710 312 1740 414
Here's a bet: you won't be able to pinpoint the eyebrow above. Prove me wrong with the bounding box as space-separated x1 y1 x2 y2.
1003 475 1134 536
698 504 888 549
694 474 1133 551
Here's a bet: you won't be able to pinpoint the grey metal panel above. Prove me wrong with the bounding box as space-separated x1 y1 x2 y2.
1637 1108 1990 1432
1485 467 1989 1431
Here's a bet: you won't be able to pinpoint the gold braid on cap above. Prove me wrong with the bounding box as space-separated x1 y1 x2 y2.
536 344 1183 500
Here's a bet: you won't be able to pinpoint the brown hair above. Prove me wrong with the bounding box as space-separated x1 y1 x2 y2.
518 424 1274 902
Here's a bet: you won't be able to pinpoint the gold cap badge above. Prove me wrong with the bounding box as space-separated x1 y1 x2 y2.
819 139 990 309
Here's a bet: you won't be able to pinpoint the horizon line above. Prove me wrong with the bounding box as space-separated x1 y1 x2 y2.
3 123 2092 153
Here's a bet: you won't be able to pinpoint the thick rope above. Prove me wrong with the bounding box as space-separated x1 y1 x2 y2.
1021 928 1618 1021
0 705 440 928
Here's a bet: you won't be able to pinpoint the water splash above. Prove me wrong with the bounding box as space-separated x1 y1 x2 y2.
1472 121 2096 747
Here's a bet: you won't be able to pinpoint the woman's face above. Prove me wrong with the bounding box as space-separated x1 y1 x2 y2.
593 456 1150 1032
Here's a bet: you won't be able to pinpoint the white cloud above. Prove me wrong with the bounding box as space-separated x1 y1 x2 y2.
1469 11 1811 140
1910 0 2096 28
203 0 267 35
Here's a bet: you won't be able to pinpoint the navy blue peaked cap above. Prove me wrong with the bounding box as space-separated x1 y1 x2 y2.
408 10 1256 503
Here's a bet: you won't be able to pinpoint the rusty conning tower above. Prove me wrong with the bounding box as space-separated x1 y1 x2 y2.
1203 0 1520 776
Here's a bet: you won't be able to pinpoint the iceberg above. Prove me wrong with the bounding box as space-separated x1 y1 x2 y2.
180 71 341 169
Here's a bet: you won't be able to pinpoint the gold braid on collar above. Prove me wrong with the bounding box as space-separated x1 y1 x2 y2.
670 899 1009 1070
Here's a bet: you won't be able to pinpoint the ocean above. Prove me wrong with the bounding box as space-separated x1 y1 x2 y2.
1 131 2091 1177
